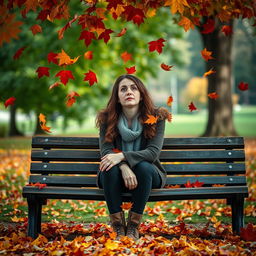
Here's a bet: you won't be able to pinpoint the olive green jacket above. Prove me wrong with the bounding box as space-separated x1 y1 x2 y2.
97 119 167 188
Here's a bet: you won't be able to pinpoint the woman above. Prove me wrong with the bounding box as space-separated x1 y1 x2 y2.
95 74 170 240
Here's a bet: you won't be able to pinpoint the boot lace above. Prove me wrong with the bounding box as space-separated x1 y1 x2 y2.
127 222 138 237
113 222 124 236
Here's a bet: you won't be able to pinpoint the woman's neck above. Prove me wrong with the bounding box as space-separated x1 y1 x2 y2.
122 106 139 125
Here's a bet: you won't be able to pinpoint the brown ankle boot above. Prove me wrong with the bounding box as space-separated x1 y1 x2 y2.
109 211 126 239
126 211 142 240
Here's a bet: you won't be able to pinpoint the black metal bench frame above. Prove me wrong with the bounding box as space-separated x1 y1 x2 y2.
22 136 249 238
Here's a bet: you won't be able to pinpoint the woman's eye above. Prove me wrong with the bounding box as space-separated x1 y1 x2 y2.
132 86 138 90
121 87 127 92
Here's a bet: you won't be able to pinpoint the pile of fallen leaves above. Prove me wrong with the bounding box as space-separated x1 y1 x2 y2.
0 139 256 255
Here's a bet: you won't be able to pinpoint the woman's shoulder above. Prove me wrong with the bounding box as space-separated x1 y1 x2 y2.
155 107 172 122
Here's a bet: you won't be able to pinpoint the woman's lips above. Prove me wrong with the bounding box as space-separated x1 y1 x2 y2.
125 97 134 101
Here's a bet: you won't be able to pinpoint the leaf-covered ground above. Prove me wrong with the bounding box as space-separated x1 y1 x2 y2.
0 139 256 255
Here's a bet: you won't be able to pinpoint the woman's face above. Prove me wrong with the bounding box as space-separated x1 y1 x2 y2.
118 78 141 108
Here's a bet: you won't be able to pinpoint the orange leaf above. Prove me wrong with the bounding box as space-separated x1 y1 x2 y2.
116 27 127 37
66 91 80 107
212 184 225 187
125 66 136 74
208 92 219 100
0 6 23 46
178 16 194 31
121 51 132 62
193 180 204 187
56 49 80 66
84 51 93 60
161 63 173 71
144 114 158 125
4 97 16 108
167 96 173 106
164 0 190 15
121 202 133 210
222 25 233 36
201 48 214 61
39 113 52 133
30 24 42 35
203 68 216 77
84 70 98 86
188 102 197 112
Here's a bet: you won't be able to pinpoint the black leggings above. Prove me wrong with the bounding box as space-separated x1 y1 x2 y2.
98 161 162 214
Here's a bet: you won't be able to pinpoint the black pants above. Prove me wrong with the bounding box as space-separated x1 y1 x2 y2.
98 161 162 214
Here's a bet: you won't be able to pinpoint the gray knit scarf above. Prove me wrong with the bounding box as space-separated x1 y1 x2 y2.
117 113 143 152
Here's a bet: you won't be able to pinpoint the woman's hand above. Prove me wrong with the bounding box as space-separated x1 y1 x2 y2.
100 152 124 172
120 165 138 190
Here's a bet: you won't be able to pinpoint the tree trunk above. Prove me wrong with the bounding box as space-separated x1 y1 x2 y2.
8 104 23 137
200 18 237 136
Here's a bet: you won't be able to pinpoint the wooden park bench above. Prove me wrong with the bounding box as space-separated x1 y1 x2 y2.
22 136 248 238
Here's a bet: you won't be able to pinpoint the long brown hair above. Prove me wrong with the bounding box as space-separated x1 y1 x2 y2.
95 74 169 142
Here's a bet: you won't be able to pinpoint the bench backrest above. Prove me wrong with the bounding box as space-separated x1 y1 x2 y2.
29 136 247 188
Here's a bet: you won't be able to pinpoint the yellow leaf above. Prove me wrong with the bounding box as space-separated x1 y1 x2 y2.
146 9 156 18
105 239 119 250
178 16 194 31
164 0 190 15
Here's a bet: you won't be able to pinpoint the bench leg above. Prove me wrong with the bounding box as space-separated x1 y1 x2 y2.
27 197 42 239
231 195 244 234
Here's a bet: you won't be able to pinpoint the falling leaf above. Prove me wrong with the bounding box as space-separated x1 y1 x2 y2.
238 82 249 91
167 96 173 106
0 6 23 46
36 67 50 78
121 202 133 210
4 97 16 108
203 68 216 77
201 48 214 61
208 92 219 99
39 113 51 133
125 66 136 74
148 38 166 54
55 70 75 85
222 25 233 36
201 18 215 34
84 70 97 86
30 24 42 35
116 27 127 37
84 51 93 60
56 49 80 66
161 63 173 71
144 114 159 125
66 91 80 107
188 102 197 112
178 16 194 31
121 51 132 62
49 82 61 90
47 52 58 64
13 46 26 60
79 30 96 46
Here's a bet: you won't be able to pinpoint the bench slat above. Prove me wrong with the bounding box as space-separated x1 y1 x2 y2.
32 136 244 149
30 162 246 175
22 185 249 201
28 175 247 187
31 149 245 162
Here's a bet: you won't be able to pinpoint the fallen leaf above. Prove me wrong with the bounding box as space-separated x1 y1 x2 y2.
240 223 256 241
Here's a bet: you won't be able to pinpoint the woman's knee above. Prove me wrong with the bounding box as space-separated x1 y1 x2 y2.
101 165 120 180
134 161 155 178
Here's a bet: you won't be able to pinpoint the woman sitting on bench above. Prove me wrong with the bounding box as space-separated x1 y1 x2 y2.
95 74 170 240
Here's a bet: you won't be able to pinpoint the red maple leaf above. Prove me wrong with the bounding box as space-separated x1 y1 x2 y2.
36 67 50 78
201 19 215 34
13 46 26 60
167 96 173 106
121 51 132 63
37 10 50 21
184 180 193 188
4 97 16 108
193 180 204 187
55 70 75 85
161 63 173 71
238 82 249 91
148 38 166 54
34 182 47 189
106 0 123 10
240 223 256 241
221 25 233 36
188 102 197 112
79 30 96 46
123 5 145 26
125 66 136 74
47 52 58 64
84 70 97 86
98 28 114 43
